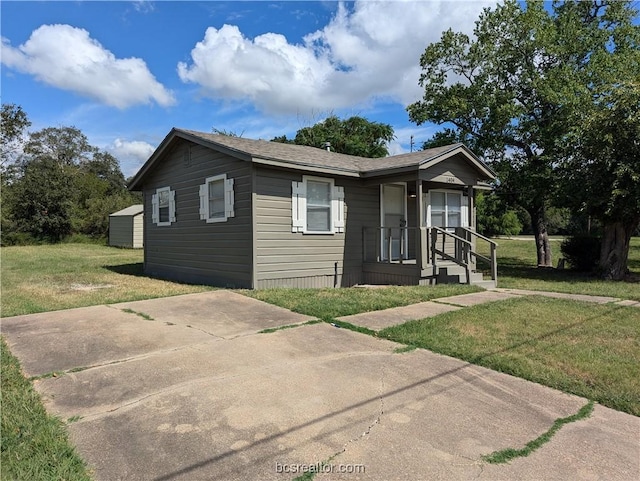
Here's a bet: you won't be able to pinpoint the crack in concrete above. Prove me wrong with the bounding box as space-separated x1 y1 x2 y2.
33 340 223 382
431 299 467 308
315 366 386 472
182 324 226 340
68 350 391 423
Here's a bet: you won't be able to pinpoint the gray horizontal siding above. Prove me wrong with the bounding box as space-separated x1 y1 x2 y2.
255 271 362 289
142 139 252 288
109 216 141 248
254 166 380 287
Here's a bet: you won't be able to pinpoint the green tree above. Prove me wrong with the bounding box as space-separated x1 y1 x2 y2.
1 104 32 241
404 2 562 266
1 104 31 167
476 191 522 237
408 0 639 274
5 125 135 242
552 1 640 279
23 126 96 167
273 115 395 157
561 82 640 279
10 157 75 241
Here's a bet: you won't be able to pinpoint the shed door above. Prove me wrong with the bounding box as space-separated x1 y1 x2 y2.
381 183 407 261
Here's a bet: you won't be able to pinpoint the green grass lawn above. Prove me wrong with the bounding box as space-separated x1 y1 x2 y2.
1 240 638 480
477 237 640 301
1 243 213 481
242 284 482 321
379 296 640 416
1 338 92 481
1 243 212 318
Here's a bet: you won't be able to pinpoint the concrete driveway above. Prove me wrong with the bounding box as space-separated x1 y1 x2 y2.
2 291 638 481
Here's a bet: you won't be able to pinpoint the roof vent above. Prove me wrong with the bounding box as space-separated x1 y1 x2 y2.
323 142 331 152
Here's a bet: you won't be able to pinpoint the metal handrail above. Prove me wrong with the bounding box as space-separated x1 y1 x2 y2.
459 227 498 282
431 226 472 246
459 227 498 246
431 227 471 283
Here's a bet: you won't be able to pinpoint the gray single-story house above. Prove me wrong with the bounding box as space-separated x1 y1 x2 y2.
108 204 144 248
128 128 498 289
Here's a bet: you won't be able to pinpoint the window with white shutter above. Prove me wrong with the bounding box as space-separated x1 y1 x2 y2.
199 174 234 223
152 186 175 226
291 176 344 234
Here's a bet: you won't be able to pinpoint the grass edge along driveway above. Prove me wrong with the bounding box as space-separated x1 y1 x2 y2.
1 337 92 481
378 296 640 417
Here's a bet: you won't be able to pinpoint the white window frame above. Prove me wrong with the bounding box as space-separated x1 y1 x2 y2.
199 174 234 223
292 175 344 234
152 186 175 226
423 189 468 229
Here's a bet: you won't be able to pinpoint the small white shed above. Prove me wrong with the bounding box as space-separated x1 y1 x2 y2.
109 205 144 248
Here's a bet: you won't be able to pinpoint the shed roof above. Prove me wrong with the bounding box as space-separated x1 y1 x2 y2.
110 204 144 217
128 128 495 190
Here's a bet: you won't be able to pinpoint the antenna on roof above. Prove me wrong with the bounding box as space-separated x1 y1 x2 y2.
410 135 414 153
323 142 331 152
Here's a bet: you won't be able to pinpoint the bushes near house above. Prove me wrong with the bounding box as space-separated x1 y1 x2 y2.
561 235 601 272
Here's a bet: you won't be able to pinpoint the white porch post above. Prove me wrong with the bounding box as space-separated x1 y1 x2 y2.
467 185 475 229
467 185 476 270
416 180 426 269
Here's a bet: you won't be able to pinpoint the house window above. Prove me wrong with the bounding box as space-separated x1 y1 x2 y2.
306 180 331 232
292 176 344 234
426 190 467 229
152 186 176 226
199 174 234 223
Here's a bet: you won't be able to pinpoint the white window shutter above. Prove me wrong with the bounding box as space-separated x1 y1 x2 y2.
332 185 345 233
199 183 207 220
169 190 176 223
151 193 159 224
225 178 235 219
291 181 306 232
461 196 469 228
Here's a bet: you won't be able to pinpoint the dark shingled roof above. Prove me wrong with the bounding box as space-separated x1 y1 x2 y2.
129 128 495 190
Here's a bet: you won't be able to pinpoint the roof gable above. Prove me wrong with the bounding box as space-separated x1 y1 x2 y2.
128 128 495 190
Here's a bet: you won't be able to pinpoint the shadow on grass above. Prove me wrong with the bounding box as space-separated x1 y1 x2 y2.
103 263 145 277
479 256 639 284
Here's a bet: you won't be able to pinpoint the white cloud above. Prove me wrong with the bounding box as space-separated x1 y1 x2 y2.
107 138 155 177
177 0 495 115
1 24 175 109
110 138 155 162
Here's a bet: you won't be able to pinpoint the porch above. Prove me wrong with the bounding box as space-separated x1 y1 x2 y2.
361 226 498 288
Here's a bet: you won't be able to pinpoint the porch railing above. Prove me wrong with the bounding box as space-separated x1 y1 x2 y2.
459 227 498 282
362 226 498 284
362 227 420 265
431 227 498 283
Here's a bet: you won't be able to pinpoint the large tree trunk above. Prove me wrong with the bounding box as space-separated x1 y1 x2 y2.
599 217 639 280
529 206 553 267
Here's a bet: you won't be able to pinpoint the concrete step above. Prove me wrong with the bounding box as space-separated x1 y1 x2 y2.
435 265 495 288
472 279 497 289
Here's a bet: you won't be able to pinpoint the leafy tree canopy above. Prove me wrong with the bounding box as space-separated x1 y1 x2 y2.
1 104 31 166
407 0 639 275
272 115 395 158
2 116 139 244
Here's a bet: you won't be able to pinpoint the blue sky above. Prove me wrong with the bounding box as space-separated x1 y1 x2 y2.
1 1 498 177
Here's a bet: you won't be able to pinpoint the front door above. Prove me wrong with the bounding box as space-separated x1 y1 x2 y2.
381 183 407 261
